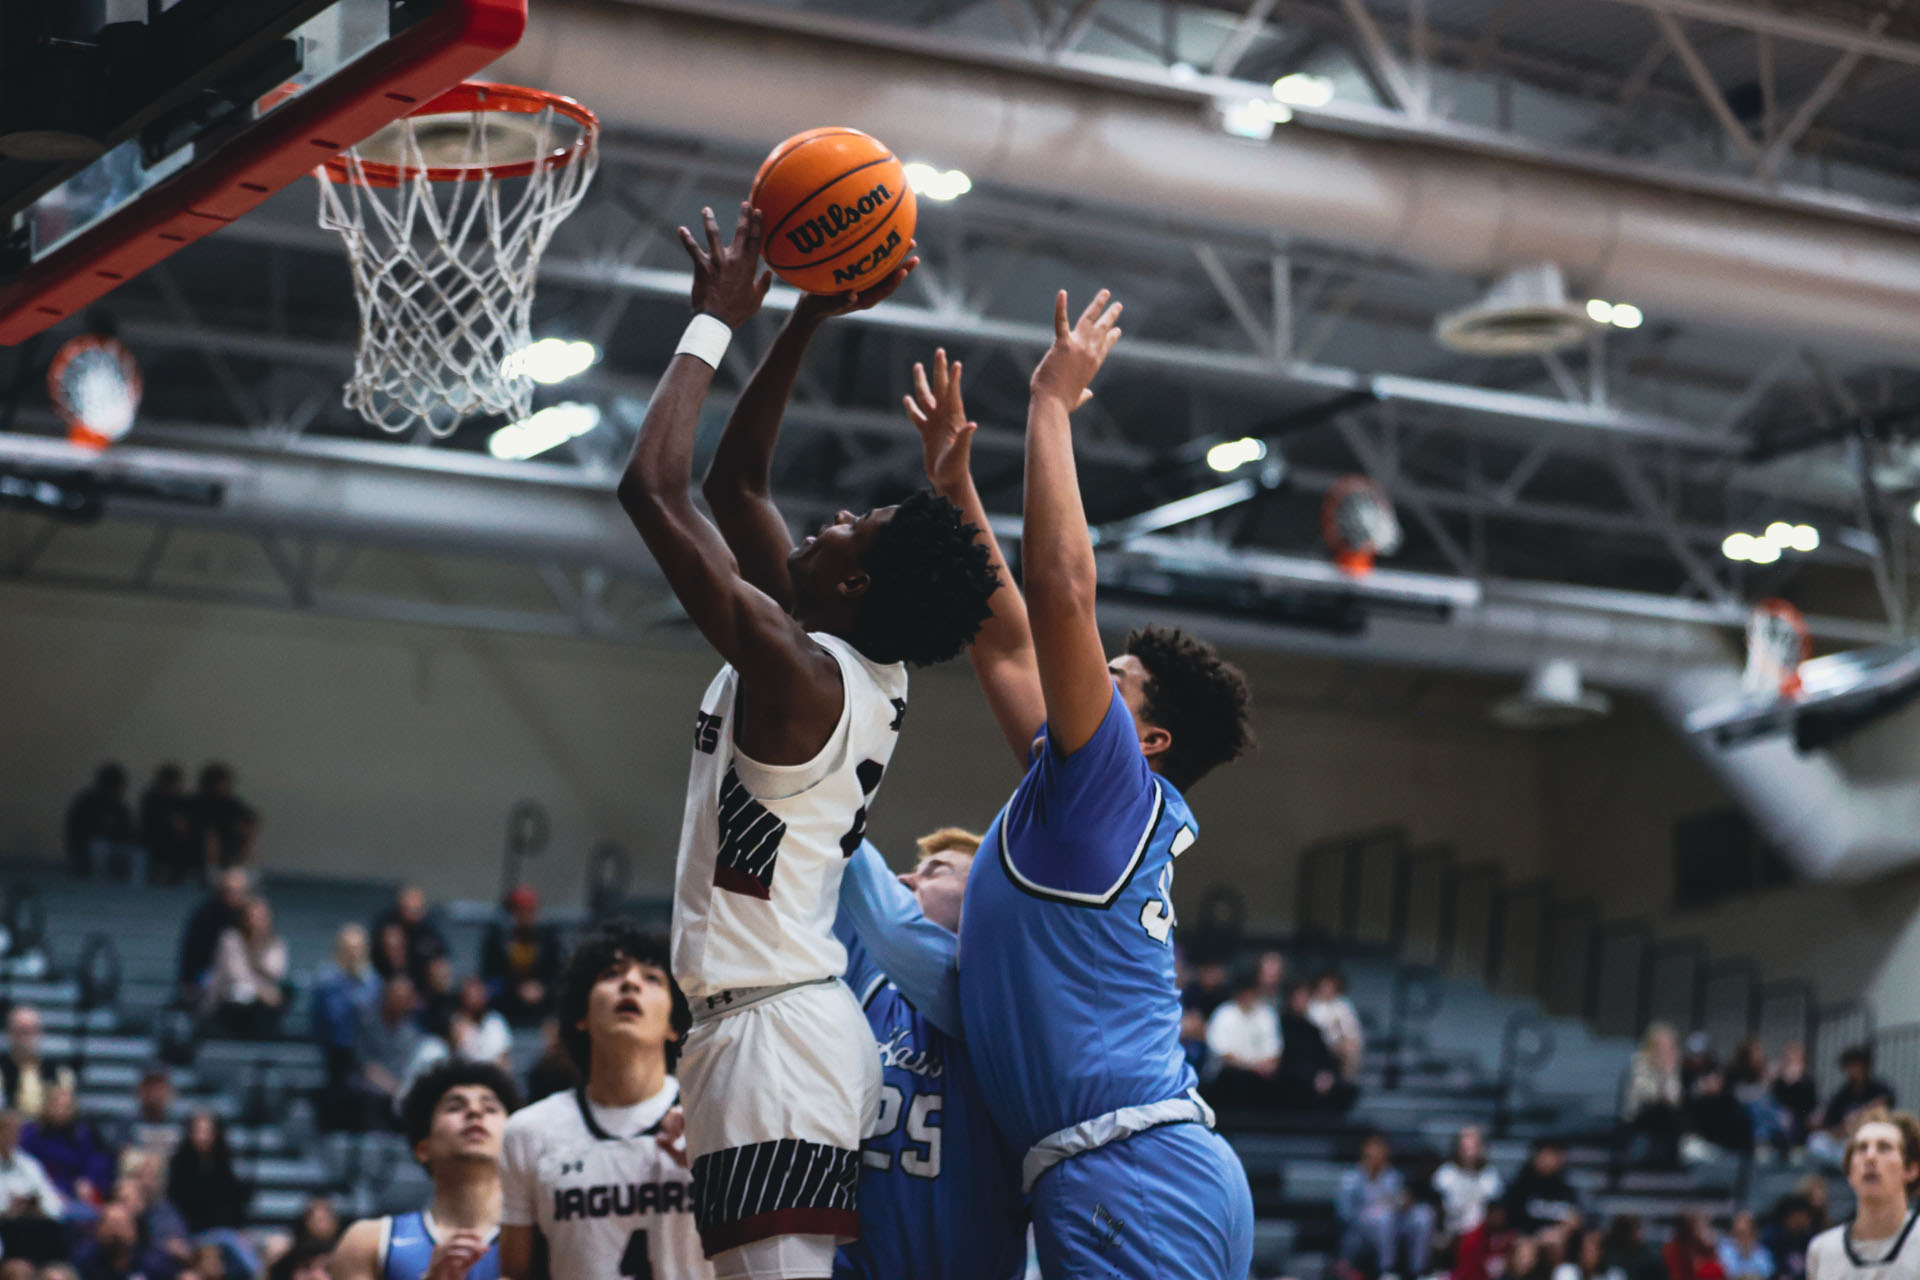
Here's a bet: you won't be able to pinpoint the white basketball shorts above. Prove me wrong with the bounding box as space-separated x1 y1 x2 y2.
679 976 881 1279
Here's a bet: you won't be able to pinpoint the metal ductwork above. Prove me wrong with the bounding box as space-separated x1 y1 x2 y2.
495 0 1920 363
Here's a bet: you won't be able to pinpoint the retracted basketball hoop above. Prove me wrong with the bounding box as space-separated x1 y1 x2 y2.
1322 475 1403 575
1744 598 1812 700
316 81 599 435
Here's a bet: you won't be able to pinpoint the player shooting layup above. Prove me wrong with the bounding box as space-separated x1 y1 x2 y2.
919 298 1258 1277
616 202 999 1279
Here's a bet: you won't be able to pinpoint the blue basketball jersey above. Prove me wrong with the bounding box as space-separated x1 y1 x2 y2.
956 687 1200 1157
380 1211 499 1280
832 938 1025 1280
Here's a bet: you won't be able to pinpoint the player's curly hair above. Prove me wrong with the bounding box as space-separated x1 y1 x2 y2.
851 489 1000 668
558 921 693 1075
1126 625 1255 791
401 1058 522 1160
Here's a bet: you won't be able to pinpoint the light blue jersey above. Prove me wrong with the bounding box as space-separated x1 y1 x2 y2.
957 688 1252 1279
379 1211 499 1280
831 842 1024 1280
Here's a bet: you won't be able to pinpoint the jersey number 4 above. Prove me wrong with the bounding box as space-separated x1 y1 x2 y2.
862 1084 942 1178
620 1230 652 1280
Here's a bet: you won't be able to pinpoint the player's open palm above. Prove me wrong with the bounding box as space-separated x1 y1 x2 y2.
1030 289 1122 411
679 202 772 329
424 1231 490 1280
905 347 976 493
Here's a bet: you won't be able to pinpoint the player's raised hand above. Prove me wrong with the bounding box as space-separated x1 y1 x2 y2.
904 348 976 495
655 1105 690 1170
794 244 919 322
424 1231 491 1280
679 202 772 329
1030 289 1122 412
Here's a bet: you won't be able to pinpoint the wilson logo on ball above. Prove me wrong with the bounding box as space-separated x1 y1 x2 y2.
784 182 894 255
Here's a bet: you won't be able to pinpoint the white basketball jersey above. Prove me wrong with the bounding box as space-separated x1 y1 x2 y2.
671 632 908 1006
499 1081 711 1280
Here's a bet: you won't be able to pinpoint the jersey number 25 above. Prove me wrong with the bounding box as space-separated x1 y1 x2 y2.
862 1084 942 1178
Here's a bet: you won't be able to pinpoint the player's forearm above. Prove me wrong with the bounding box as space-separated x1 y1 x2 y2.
702 311 822 505
618 354 717 524
1021 392 1099 622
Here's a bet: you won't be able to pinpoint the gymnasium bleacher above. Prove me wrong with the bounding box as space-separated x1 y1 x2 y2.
0 828 1878 1280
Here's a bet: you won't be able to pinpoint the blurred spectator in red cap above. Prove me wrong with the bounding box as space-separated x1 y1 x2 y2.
480 886 561 1028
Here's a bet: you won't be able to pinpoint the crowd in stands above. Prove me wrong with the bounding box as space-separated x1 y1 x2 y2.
65 764 259 886
1328 1123 1850 1280
1182 950 1367 1116
1621 1024 1894 1170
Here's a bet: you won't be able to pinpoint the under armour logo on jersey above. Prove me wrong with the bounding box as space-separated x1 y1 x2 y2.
839 760 888 856
714 764 785 899
1092 1203 1126 1253
558 1159 586 1176
889 698 907 731
705 991 733 1010
693 711 723 754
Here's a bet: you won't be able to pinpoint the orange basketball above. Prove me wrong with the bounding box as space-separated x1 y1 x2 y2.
752 127 917 295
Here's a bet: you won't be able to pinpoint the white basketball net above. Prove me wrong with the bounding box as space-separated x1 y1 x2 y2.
1743 602 1808 699
316 102 597 435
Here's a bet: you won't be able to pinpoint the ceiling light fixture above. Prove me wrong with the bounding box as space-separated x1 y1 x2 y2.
1206 437 1268 472
488 402 602 460
902 162 972 201
503 337 597 386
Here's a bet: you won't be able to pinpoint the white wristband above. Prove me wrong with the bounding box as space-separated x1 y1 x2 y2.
675 313 733 369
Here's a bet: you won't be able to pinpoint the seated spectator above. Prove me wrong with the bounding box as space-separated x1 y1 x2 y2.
1622 1022 1683 1169
1727 1040 1789 1155
1765 1195 1820 1280
22 1085 115 1208
112 1067 182 1170
1179 1007 1210 1077
64 765 134 882
165 1114 246 1235
1716 1211 1772 1280
1771 1041 1819 1152
1553 1228 1609 1280
523 1018 580 1104
449 977 512 1069
1508 1236 1554 1280
0 1008 75 1121
190 764 258 874
1433 1125 1504 1249
416 957 458 1043
311 924 378 1132
1807 1045 1896 1167
1503 1139 1582 1234
1310 969 1365 1082
1602 1215 1667 1280
351 977 426 1131
1338 1132 1435 1279
371 923 410 984
1685 1066 1753 1159
291 1195 340 1252
1452 1200 1514 1280
1203 973 1281 1111
206 898 287 1040
176 872 250 1008
481 887 563 1028
372 886 447 989
0 1110 66 1264
70 1203 175 1280
1663 1211 1725 1280
267 1240 330 1280
139 766 194 888
1181 962 1231 1019
1279 980 1355 1113
109 1155 190 1271
1254 950 1286 1008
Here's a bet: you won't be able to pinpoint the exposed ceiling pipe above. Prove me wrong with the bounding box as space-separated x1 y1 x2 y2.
494 0 1920 364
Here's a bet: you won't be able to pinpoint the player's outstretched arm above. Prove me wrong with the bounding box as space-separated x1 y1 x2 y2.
904 349 1044 762
1023 289 1124 757
327 1219 381 1280
703 255 918 610
834 839 961 1036
616 204 840 721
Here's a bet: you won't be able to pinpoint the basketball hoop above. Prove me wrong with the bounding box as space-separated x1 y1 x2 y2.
1322 475 1403 575
1744 598 1812 700
315 82 599 435
48 335 142 451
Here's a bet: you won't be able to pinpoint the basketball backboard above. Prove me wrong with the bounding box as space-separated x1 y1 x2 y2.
0 0 526 344
1685 637 1920 751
